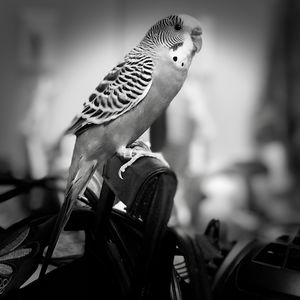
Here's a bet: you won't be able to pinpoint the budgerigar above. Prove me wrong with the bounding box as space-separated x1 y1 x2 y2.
40 14 202 277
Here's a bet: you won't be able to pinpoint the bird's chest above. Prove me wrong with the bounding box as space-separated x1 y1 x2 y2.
152 48 190 102
101 48 191 150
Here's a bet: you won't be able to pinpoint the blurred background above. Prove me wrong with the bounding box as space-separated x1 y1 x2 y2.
0 0 300 243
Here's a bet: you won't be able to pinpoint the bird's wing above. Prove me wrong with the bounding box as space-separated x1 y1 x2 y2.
67 54 154 136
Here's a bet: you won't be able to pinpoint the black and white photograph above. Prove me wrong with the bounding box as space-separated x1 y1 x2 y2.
0 0 299 299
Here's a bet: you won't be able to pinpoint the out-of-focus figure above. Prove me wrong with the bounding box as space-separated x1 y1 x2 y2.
20 74 64 214
162 74 216 229
21 75 56 179
253 0 300 227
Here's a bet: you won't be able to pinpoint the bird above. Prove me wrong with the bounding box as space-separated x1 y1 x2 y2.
39 14 202 278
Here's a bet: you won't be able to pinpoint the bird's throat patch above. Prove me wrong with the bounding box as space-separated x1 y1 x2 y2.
169 37 195 70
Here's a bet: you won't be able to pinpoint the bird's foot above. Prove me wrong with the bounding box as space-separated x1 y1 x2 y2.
117 142 169 179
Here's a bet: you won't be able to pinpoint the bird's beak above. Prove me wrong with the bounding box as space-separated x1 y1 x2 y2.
191 27 202 53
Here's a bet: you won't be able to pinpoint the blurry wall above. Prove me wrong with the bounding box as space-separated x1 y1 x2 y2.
0 0 279 177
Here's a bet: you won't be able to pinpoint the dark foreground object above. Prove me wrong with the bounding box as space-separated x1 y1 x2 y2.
1 154 300 299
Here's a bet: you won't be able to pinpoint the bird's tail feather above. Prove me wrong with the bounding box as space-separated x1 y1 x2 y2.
39 158 98 278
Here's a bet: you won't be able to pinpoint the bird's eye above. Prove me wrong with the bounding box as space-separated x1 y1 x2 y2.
174 24 182 31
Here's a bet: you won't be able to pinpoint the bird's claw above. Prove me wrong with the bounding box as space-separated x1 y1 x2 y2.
117 148 169 180
118 165 126 180
118 153 143 180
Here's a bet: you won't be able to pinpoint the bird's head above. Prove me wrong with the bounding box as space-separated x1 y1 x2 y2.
141 14 202 56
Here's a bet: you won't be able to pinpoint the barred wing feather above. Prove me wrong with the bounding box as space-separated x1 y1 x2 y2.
67 54 154 136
